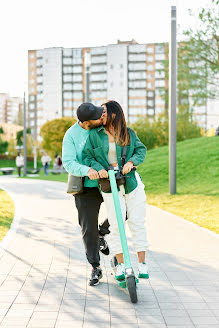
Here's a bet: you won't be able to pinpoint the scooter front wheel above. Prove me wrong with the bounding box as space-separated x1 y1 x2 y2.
126 276 138 303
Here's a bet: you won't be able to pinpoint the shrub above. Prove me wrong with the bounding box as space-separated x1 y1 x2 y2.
131 113 201 150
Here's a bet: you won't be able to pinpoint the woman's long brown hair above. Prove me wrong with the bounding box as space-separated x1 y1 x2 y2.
102 100 130 146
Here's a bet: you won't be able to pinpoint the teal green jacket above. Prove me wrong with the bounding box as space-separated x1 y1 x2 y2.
82 126 146 194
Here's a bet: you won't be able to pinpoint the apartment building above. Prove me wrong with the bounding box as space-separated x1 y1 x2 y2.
0 93 23 125
28 41 218 138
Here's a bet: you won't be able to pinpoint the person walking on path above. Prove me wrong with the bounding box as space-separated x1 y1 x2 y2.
54 154 63 171
15 152 24 177
41 153 51 176
62 103 110 286
83 100 149 281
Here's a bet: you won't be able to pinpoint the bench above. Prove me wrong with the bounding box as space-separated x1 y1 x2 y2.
0 167 15 175
26 168 41 174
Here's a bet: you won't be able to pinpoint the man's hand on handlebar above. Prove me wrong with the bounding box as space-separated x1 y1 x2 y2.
122 161 134 175
98 169 109 179
87 168 99 180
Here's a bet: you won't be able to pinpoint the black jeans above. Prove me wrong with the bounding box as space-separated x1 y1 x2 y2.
74 187 105 268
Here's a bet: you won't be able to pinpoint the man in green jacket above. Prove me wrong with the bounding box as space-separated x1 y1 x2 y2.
62 103 109 286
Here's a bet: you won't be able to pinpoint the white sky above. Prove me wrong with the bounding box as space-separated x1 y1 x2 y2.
0 0 210 98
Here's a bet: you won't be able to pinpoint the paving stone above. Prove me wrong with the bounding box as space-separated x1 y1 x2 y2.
190 316 219 325
164 316 193 325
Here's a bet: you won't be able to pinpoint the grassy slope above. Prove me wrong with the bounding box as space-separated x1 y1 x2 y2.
0 190 15 241
138 136 219 233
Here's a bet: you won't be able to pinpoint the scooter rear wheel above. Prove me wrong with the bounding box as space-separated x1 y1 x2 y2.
126 276 138 303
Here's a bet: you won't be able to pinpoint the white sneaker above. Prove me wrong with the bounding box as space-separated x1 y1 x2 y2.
115 263 125 281
138 262 149 278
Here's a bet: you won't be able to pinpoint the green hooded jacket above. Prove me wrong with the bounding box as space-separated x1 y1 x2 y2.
82 126 146 194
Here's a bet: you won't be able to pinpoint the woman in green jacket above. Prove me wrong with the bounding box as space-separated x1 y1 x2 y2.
82 100 149 280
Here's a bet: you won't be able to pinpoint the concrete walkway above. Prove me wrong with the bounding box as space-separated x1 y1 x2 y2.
0 176 219 328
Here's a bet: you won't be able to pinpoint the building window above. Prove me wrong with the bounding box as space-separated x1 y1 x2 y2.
63 75 73 82
156 62 164 70
129 89 146 97
73 75 82 82
128 63 146 70
63 66 73 73
63 83 73 91
155 80 165 87
63 92 72 99
72 57 82 65
147 65 154 71
91 55 106 64
73 91 83 98
155 53 165 61
73 83 82 91
64 100 73 107
129 54 146 62
91 64 107 73
147 82 153 89
147 91 154 97
155 71 165 78
147 47 154 54
63 48 72 56
72 66 82 73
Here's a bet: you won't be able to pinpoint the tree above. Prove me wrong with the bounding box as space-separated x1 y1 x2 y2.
0 127 8 154
16 128 31 146
40 117 77 157
160 0 219 129
183 0 219 100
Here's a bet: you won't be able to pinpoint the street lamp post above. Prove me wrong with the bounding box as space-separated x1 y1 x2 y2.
23 92 27 176
169 5 177 194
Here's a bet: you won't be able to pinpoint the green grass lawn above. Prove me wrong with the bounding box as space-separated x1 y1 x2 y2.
137 136 219 233
0 160 68 182
0 189 15 242
1 136 218 233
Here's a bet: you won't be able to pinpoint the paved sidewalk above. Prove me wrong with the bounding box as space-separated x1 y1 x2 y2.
0 176 219 328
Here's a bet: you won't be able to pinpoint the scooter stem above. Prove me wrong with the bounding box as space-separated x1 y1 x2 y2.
108 169 132 269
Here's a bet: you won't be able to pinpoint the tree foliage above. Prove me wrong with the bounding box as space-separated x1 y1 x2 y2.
131 113 201 150
0 127 8 154
183 0 219 100
16 128 31 146
160 0 219 127
40 117 77 157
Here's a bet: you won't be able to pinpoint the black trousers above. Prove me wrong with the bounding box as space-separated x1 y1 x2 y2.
74 187 109 268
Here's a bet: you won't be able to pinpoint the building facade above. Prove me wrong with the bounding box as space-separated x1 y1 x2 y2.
28 41 218 138
0 93 23 125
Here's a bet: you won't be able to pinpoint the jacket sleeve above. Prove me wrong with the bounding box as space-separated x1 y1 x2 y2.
62 131 90 177
82 135 105 172
128 129 146 166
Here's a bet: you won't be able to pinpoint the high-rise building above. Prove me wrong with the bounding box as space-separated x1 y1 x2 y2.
28 41 218 138
0 93 23 125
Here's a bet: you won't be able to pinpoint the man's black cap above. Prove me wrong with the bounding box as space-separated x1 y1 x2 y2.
77 103 104 122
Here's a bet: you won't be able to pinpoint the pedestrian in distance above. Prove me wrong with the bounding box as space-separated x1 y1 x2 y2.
15 151 24 177
41 152 51 176
83 100 149 281
54 154 62 171
62 103 110 286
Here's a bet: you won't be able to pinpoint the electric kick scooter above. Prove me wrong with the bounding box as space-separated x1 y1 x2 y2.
108 166 138 303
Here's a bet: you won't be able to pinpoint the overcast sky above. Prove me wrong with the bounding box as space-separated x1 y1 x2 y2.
0 0 210 98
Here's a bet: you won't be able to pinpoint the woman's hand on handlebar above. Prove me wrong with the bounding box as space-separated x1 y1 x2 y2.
98 169 109 179
122 161 134 175
88 168 99 180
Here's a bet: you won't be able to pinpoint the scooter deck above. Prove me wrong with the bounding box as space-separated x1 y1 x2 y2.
115 277 139 288
115 277 139 289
